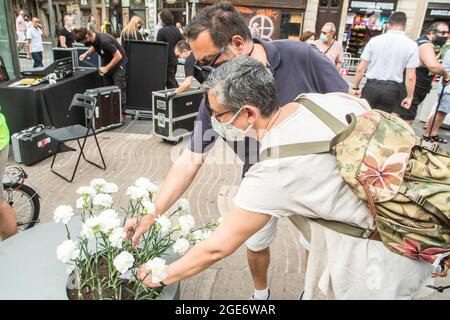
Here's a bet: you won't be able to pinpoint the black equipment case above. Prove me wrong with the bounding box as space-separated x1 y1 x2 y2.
11 125 58 166
84 86 123 132
152 88 203 142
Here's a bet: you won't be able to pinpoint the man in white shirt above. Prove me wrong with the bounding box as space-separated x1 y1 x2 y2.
352 12 419 115
26 17 45 68
135 55 434 300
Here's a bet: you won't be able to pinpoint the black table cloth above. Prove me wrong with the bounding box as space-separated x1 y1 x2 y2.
0 70 100 135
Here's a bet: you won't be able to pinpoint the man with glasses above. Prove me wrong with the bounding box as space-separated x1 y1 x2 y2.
125 1 349 300
398 21 450 127
313 22 343 70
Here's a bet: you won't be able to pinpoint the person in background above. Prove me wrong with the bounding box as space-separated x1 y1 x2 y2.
74 27 128 115
102 20 113 35
300 30 315 44
398 22 450 128
173 40 203 94
313 22 343 69
16 10 27 51
423 49 450 143
352 12 419 116
0 111 17 240
176 22 184 37
58 15 74 48
124 1 349 301
26 17 45 68
250 22 261 38
157 9 183 89
87 15 96 31
120 15 146 46
24 15 32 30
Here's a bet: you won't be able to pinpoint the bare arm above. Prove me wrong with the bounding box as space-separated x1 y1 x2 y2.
420 44 450 79
139 205 271 287
352 59 369 89
400 67 416 109
175 76 193 94
103 50 122 72
59 35 67 48
26 39 31 57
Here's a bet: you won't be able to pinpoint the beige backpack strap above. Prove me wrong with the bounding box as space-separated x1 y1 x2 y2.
289 215 381 241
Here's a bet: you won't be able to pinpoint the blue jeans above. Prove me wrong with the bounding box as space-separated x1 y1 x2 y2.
31 52 43 68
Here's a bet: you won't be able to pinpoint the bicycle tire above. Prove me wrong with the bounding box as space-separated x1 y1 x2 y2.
11 184 40 230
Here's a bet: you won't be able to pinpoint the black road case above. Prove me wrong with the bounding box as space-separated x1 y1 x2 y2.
11 125 58 166
152 88 203 142
84 86 123 132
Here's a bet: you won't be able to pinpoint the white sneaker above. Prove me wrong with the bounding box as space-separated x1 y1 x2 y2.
249 289 271 300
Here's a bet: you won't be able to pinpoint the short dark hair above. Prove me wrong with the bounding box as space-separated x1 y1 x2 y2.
159 9 174 26
185 1 252 48
429 21 449 33
73 27 92 43
388 11 407 27
175 40 191 52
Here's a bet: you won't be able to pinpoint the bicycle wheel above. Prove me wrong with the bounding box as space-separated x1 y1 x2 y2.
5 184 40 231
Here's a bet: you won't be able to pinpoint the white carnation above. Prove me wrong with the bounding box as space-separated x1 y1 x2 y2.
109 227 127 248
172 238 190 255
142 201 156 215
90 178 107 190
102 182 119 194
178 214 195 235
177 198 190 214
80 223 95 239
126 186 149 201
92 193 113 208
113 251 135 274
53 205 74 224
56 240 80 264
98 209 121 233
76 186 96 196
135 178 158 193
144 257 168 283
192 230 204 242
76 197 91 209
155 215 172 234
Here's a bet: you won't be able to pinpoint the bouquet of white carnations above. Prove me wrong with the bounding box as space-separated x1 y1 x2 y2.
54 178 221 300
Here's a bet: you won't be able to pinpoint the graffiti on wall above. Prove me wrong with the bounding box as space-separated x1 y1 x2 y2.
236 6 280 39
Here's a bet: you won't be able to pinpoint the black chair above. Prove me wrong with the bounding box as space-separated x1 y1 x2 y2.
47 93 106 182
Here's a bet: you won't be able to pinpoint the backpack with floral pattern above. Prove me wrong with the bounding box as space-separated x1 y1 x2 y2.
259 93 450 278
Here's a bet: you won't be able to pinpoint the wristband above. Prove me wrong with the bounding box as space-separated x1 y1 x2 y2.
352 87 360 90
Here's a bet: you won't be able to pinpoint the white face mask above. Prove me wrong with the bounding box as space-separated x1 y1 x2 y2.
211 107 253 142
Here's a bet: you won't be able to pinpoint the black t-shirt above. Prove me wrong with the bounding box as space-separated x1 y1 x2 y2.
92 32 128 69
157 25 183 66
416 35 440 89
184 52 204 83
57 27 73 48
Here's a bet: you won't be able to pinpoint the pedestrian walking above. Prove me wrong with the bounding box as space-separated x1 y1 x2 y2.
351 12 420 115
313 22 344 69
58 15 74 48
300 30 315 44
26 17 45 68
16 10 27 51
120 15 146 46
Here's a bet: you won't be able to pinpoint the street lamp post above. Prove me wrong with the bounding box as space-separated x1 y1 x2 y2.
48 0 56 46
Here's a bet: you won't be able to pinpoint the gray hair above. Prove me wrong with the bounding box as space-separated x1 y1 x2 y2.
324 22 336 34
202 55 278 117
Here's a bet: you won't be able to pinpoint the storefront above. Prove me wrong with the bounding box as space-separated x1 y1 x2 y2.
198 0 307 40
421 2 450 36
343 0 397 57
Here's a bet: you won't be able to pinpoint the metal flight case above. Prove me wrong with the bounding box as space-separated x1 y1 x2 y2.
152 88 203 143
84 86 123 132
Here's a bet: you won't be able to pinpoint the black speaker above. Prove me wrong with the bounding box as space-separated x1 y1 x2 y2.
124 40 168 111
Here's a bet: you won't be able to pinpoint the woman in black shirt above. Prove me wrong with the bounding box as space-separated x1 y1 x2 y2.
58 15 74 48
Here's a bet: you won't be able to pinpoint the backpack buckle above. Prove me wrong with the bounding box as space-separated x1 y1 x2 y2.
401 187 426 206
420 139 440 153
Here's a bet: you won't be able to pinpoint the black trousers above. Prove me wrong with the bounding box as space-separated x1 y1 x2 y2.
361 79 401 113
31 52 43 68
166 64 178 89
102 64 127 113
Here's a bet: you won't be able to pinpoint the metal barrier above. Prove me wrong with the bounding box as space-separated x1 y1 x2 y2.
16 41 53 71
341 55 361 76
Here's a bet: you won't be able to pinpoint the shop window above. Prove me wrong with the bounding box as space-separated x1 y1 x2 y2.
319 0 328 7
280 12 303 40
330 0 340 8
